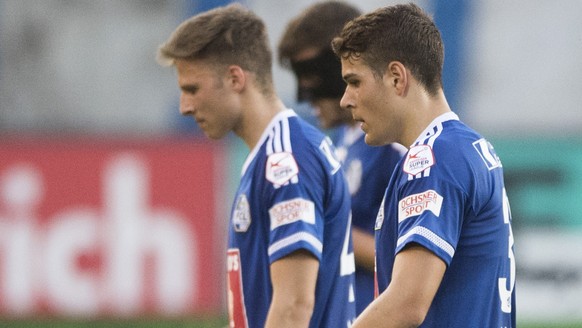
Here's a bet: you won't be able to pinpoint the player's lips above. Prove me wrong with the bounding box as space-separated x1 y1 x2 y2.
360 122 367 132
195 117 207 128
354 117 366 131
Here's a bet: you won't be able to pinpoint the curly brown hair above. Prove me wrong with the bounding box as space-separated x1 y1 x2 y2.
332 3 444 96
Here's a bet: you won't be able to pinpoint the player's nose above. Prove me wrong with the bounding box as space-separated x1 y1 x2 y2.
340 90 353 112
179 93 195 116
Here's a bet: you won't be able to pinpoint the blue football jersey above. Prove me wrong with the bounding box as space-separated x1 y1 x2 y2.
334 126 405 315
226 109 356 328
375 112 516 327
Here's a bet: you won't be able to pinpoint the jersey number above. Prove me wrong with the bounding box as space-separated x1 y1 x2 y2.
227 249 248 328
340 213 356 276
498 189 516 313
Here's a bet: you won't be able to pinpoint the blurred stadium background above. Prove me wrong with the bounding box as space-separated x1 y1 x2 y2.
1 0 581 327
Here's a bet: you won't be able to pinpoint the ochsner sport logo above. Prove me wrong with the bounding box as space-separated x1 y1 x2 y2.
398 190 443 222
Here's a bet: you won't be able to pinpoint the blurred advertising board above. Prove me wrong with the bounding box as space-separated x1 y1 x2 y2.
0 137 226 317
494 138 582 322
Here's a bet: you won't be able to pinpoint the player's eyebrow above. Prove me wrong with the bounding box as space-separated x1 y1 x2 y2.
342 73 357 82
180 84 198 93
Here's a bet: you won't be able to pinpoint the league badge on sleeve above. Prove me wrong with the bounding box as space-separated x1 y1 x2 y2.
472 138 502 170
403 144 435 176
265 152 299 187
233 194 251 232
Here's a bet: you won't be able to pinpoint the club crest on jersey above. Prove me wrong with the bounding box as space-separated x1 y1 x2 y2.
403 144 435 176
398 190 443 222
265 152 299 187
233 194 251 232
473 138 502 170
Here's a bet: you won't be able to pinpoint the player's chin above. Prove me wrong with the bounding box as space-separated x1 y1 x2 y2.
202 128 227 140
364 133 384 147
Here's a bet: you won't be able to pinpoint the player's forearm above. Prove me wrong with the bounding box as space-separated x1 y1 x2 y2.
354 246 445 327
264 298 314 328
266 251 318 328
352 227 375 272
352 289 424 328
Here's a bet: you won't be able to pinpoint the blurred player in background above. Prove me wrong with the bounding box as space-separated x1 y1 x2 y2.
332 3 516 327
278 1 406 315
157 3 356 327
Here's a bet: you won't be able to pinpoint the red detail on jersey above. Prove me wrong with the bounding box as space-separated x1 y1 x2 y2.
269 155 286 168
407 148 424 159
227 249 248 328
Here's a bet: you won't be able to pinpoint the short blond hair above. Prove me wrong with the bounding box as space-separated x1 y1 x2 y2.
157 3 274 94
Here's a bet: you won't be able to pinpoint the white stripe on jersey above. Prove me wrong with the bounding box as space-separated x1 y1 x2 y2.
397 226 454 258
266 129 275 155
282 117 292 152
242 110 297 176
408 124 443 180
267 119 292 155
273 120 282 153
268 232 323 257
266 117 298 187
422 122 443 177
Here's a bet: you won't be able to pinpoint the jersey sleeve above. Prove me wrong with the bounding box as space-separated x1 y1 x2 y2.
394 144 470 266
264 149 328 264
395 178 466 265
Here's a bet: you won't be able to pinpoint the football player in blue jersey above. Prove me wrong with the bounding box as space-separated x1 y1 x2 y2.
278 1 406 316
157 3 356 327
332 3 516 327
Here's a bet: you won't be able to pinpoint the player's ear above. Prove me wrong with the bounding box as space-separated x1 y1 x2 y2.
386 61 407 96
227 65 246 92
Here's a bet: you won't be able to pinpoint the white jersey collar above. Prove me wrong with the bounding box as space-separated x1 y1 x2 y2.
411 111 459 147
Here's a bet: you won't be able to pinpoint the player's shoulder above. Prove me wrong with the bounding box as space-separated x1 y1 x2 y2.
431 120 504 176
430 120 483 158
260 110 323 154
402 118 485 177
283 113 341 167
261 111 339 183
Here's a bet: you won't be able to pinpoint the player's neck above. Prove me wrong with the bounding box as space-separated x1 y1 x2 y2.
237 91 286 150
402 89 451 147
